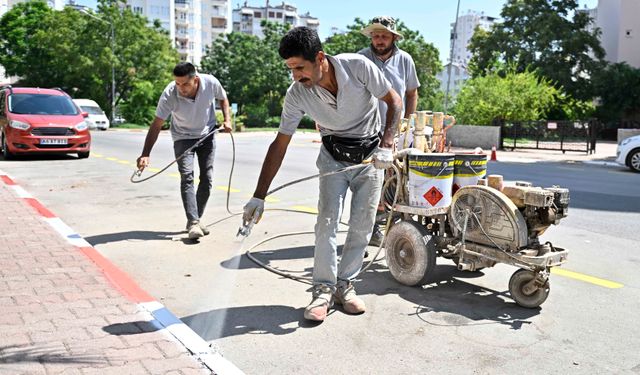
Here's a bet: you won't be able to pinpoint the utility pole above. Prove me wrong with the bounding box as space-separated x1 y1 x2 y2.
444 0 461 114
81 9 116 123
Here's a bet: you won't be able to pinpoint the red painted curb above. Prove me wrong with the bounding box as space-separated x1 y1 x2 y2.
79 246 155 303
24 198 56 218
1 175 15 185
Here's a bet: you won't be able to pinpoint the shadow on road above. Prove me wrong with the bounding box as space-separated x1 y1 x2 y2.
182 305 319 341
358 264 540 330
85 230 186 246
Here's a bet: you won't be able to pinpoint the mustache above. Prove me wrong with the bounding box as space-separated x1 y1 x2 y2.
299 78 311 83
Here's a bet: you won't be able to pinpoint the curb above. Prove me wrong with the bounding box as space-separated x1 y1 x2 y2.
0 169 243 375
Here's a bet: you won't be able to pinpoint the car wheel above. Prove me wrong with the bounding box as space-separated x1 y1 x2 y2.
1 134 13 160
626 148 640 173
77 151 90 159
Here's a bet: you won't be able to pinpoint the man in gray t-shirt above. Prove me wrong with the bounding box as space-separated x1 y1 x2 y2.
242 27 402 322
136 62 231 240
359 16 421 247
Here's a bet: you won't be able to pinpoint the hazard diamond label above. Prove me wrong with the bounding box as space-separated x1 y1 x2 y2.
424 186 444 206
452 183 460 195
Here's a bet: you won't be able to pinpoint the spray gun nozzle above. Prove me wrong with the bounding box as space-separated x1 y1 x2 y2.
236 218 255 238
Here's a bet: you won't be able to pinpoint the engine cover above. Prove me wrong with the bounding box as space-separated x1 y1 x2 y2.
449 185 528 251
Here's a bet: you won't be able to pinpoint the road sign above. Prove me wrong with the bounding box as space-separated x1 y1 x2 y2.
231 102 238 114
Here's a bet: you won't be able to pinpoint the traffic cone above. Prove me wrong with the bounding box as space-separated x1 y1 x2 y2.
490 146 497 161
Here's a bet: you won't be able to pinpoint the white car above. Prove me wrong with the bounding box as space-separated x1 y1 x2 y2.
73 99 110 130
616 134 640 173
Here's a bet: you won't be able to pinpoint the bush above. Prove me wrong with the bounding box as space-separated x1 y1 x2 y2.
298 115 316 129
243 102 270 127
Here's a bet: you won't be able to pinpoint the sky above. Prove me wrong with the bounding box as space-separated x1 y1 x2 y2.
75 0 599 63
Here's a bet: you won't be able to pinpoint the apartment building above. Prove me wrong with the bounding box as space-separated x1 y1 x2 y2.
594 0 639 68
232 1 318 38
438 10 496 99
125 0 232 65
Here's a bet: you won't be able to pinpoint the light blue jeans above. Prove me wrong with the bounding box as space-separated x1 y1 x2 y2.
313 146 383 292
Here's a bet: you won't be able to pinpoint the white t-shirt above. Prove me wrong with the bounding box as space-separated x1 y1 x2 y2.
279 54 392 138
156 74 227 141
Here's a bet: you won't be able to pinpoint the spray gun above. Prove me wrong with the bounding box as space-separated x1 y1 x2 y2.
236 217 256 239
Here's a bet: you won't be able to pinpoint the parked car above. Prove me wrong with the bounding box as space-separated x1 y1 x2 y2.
0 86 91 159
616 134 640 173
73 98 110 130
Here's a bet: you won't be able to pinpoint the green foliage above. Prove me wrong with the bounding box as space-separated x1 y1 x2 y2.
201 21 291 116
0 0 178 120
592 63 640 121
468 0 605 101
244 102 270 127
324 18 443 111
120 80 156 125
454 68 559 125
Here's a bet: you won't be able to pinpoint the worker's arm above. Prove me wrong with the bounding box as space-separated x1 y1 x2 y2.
136 116 165 171
219 98 232 132
404 88 418 119
253 132 292 199
378 88 403 148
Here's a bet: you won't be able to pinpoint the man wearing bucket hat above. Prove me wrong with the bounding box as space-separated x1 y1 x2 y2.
359 16 421 247
242 26 402 322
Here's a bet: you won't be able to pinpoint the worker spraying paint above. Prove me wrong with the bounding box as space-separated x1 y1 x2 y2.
242 26 402 323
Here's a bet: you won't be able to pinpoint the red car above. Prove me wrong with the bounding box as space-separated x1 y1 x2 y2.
0 86 91 159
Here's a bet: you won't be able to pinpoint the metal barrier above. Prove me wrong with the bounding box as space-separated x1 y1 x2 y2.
499 120 597 154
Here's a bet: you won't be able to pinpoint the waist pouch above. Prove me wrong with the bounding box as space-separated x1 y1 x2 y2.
322 134 380 164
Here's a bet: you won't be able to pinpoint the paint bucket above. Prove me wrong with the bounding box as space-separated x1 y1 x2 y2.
453 153 488 194
407 152 454 208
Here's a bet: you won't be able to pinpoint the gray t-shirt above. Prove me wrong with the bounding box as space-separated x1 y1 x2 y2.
279 54 392 138
358 46 420 126
156 74 227 141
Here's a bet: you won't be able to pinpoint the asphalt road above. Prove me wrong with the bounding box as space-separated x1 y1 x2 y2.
2 130 639 374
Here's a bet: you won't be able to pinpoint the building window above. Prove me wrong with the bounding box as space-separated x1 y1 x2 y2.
133 6 143 14
276 12 282 18
254 11 261 18
268 11 274 18
211 17 226 28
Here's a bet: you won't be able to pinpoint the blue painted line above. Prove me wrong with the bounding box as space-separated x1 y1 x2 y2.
151 306 183 327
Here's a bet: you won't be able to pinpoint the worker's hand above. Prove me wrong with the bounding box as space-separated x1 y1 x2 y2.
372 147 394 169
136 156 150 171
221 120 232 133
243 197 265 224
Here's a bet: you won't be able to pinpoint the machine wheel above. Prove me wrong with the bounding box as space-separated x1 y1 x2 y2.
1 134 13 160
385 221 437 286
626 148 640 173
508 269 550 308
77 151 90 159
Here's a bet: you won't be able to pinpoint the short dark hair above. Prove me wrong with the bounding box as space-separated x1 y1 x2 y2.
278 26 323 62
173 62 196 77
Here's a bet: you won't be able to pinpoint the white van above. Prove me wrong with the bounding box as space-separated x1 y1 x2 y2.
73 99 110 130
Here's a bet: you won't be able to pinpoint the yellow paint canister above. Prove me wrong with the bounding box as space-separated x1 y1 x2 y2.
453 153 488 194
407 152 455 208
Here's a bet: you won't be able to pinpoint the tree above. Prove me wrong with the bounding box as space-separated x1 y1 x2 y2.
0 0 179 121
200 21 291 125
453 67 559 125
324 18 442 111
592 63 640 121
468 0 605 101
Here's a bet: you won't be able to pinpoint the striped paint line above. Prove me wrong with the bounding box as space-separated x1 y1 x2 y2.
0 172 244 375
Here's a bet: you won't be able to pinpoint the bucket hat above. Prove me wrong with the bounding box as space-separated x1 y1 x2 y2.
360 16 403 40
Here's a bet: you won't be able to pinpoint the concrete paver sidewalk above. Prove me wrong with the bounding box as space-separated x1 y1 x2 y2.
0 181 211 374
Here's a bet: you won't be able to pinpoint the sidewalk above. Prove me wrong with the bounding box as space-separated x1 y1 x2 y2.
0 173 241 374
451 140 618 164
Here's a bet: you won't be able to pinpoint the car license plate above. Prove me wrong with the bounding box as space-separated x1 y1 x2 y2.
40 138 68 145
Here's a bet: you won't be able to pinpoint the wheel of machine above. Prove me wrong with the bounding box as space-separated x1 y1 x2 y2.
626 148 640 173
508 269 550 308
385 220 436 286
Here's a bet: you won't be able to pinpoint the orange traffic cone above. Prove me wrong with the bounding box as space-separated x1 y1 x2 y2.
490 146 497 161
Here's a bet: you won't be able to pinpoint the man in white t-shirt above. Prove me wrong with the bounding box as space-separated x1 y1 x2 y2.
242 27 402 322
136 62 231 239
359 16 421 247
